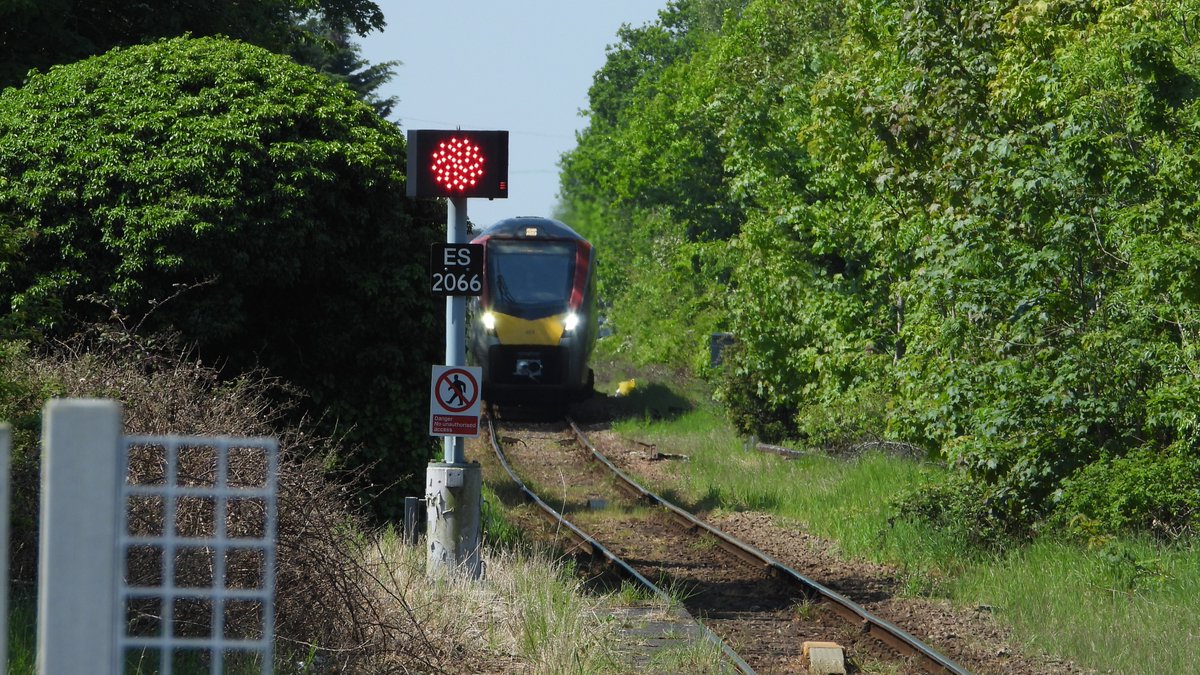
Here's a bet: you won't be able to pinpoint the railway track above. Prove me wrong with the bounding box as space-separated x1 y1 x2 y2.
483 409 968 675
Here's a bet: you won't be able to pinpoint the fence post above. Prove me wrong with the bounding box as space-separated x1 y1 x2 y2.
404 496 420 546
37 399 122 675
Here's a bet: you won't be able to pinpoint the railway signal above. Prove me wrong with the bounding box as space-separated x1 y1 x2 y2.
406 129 509 199
408 127 509 581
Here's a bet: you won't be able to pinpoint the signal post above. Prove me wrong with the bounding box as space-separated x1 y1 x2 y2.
408 129 508 579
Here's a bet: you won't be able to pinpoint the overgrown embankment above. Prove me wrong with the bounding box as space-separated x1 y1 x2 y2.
2 335 667 673
560 0 1200 542
594 365 1198 673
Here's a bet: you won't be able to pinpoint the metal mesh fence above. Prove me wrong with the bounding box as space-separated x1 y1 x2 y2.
116 435 278 675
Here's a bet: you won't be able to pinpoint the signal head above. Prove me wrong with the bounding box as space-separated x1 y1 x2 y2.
407 129 509 199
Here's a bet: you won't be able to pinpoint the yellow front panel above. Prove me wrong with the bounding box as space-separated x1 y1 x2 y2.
494 313 564 346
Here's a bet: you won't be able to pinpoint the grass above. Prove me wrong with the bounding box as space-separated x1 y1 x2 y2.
7 520 727 675
603 379 1200 674
613 579 660 605
949 537 1200 673
790 598 820 621
3 335 728 673
351 527 651 673
7 585 35 674
645 636 733 674
442 484 730 673
483 481 527 549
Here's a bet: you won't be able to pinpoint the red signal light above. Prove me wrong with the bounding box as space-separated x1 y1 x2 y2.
430 137 486 192
407 130 509 199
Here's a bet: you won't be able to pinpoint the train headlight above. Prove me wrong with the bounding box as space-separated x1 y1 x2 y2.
481 311 497 333
563 312 581 332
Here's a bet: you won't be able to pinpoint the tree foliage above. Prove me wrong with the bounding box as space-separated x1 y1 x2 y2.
0 36 443 517
557 0 746 365
0 0 385 90
560 0 1200 539
287 14 400 119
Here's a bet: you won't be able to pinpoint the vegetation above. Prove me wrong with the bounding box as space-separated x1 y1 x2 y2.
606 379 1200 672
5 334 705 672
0 6 722 671
0 0 386 91
1 332 424 670
560 0 1200 541
3 0 1198 669
288 13 401 119
0 36 443 516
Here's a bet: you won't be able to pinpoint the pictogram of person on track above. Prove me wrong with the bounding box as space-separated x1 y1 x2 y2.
447 373 469 407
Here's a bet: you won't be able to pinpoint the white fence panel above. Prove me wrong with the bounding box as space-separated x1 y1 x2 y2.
37 399 278 675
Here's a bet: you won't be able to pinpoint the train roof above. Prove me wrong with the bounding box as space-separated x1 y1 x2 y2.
472 216 586 242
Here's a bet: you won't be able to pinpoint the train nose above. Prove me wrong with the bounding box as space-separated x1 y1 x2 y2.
514 359 544 380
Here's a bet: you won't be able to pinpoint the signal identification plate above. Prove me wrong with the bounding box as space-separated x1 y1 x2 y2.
430 243 484 297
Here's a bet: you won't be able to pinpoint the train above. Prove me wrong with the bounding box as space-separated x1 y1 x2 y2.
468 216 597 404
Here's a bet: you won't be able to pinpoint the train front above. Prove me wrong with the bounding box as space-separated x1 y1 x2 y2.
470 217 596 404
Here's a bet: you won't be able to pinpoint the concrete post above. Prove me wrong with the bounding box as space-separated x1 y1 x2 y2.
425 462 482 579
37 399 122 675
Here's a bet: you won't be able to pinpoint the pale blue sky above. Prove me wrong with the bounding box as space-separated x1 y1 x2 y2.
358 1 667 228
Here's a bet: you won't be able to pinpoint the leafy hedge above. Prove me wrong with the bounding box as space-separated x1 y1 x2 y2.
560 0 1200 539
0 36 444 517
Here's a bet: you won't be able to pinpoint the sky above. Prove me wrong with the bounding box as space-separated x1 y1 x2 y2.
357 1 668 229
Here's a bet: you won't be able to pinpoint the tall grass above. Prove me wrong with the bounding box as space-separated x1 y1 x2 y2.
612 406 959 567
951 538 1200 673
0 336 721 674
7 585 35 674
365 528 723 674
612 401 1200 673
7 526 726 674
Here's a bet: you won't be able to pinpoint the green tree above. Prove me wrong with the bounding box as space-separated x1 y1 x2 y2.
559 0 743 365
566 0 1200 539
0 36 443 517
0 0 385 90
288 14 399 119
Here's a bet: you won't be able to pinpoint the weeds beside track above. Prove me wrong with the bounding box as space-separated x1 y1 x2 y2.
484 407 967 674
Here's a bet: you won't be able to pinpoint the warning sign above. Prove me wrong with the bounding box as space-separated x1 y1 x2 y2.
430 365 482 437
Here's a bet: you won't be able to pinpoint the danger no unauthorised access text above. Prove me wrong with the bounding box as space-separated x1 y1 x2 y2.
432 414 478 436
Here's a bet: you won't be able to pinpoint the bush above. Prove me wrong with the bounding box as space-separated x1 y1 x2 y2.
893 474 1022 552
561 0 1200 541
0 36 444 516
0 330 448 670
713 340 798 443
1055 448 1200 540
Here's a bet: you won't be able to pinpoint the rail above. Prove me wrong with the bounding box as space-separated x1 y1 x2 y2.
483 411 756 674
565 417 969 675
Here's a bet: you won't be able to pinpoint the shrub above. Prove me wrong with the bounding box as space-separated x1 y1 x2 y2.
0 36 444 516
713 340 798 443
1054 447 1200 540
0 331 443 669
561 0 1200 541
894 474 1026 552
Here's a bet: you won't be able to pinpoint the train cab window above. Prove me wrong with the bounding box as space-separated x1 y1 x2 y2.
488 240 575 317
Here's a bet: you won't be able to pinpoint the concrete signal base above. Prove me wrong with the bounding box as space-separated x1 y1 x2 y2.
425 462 483 579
